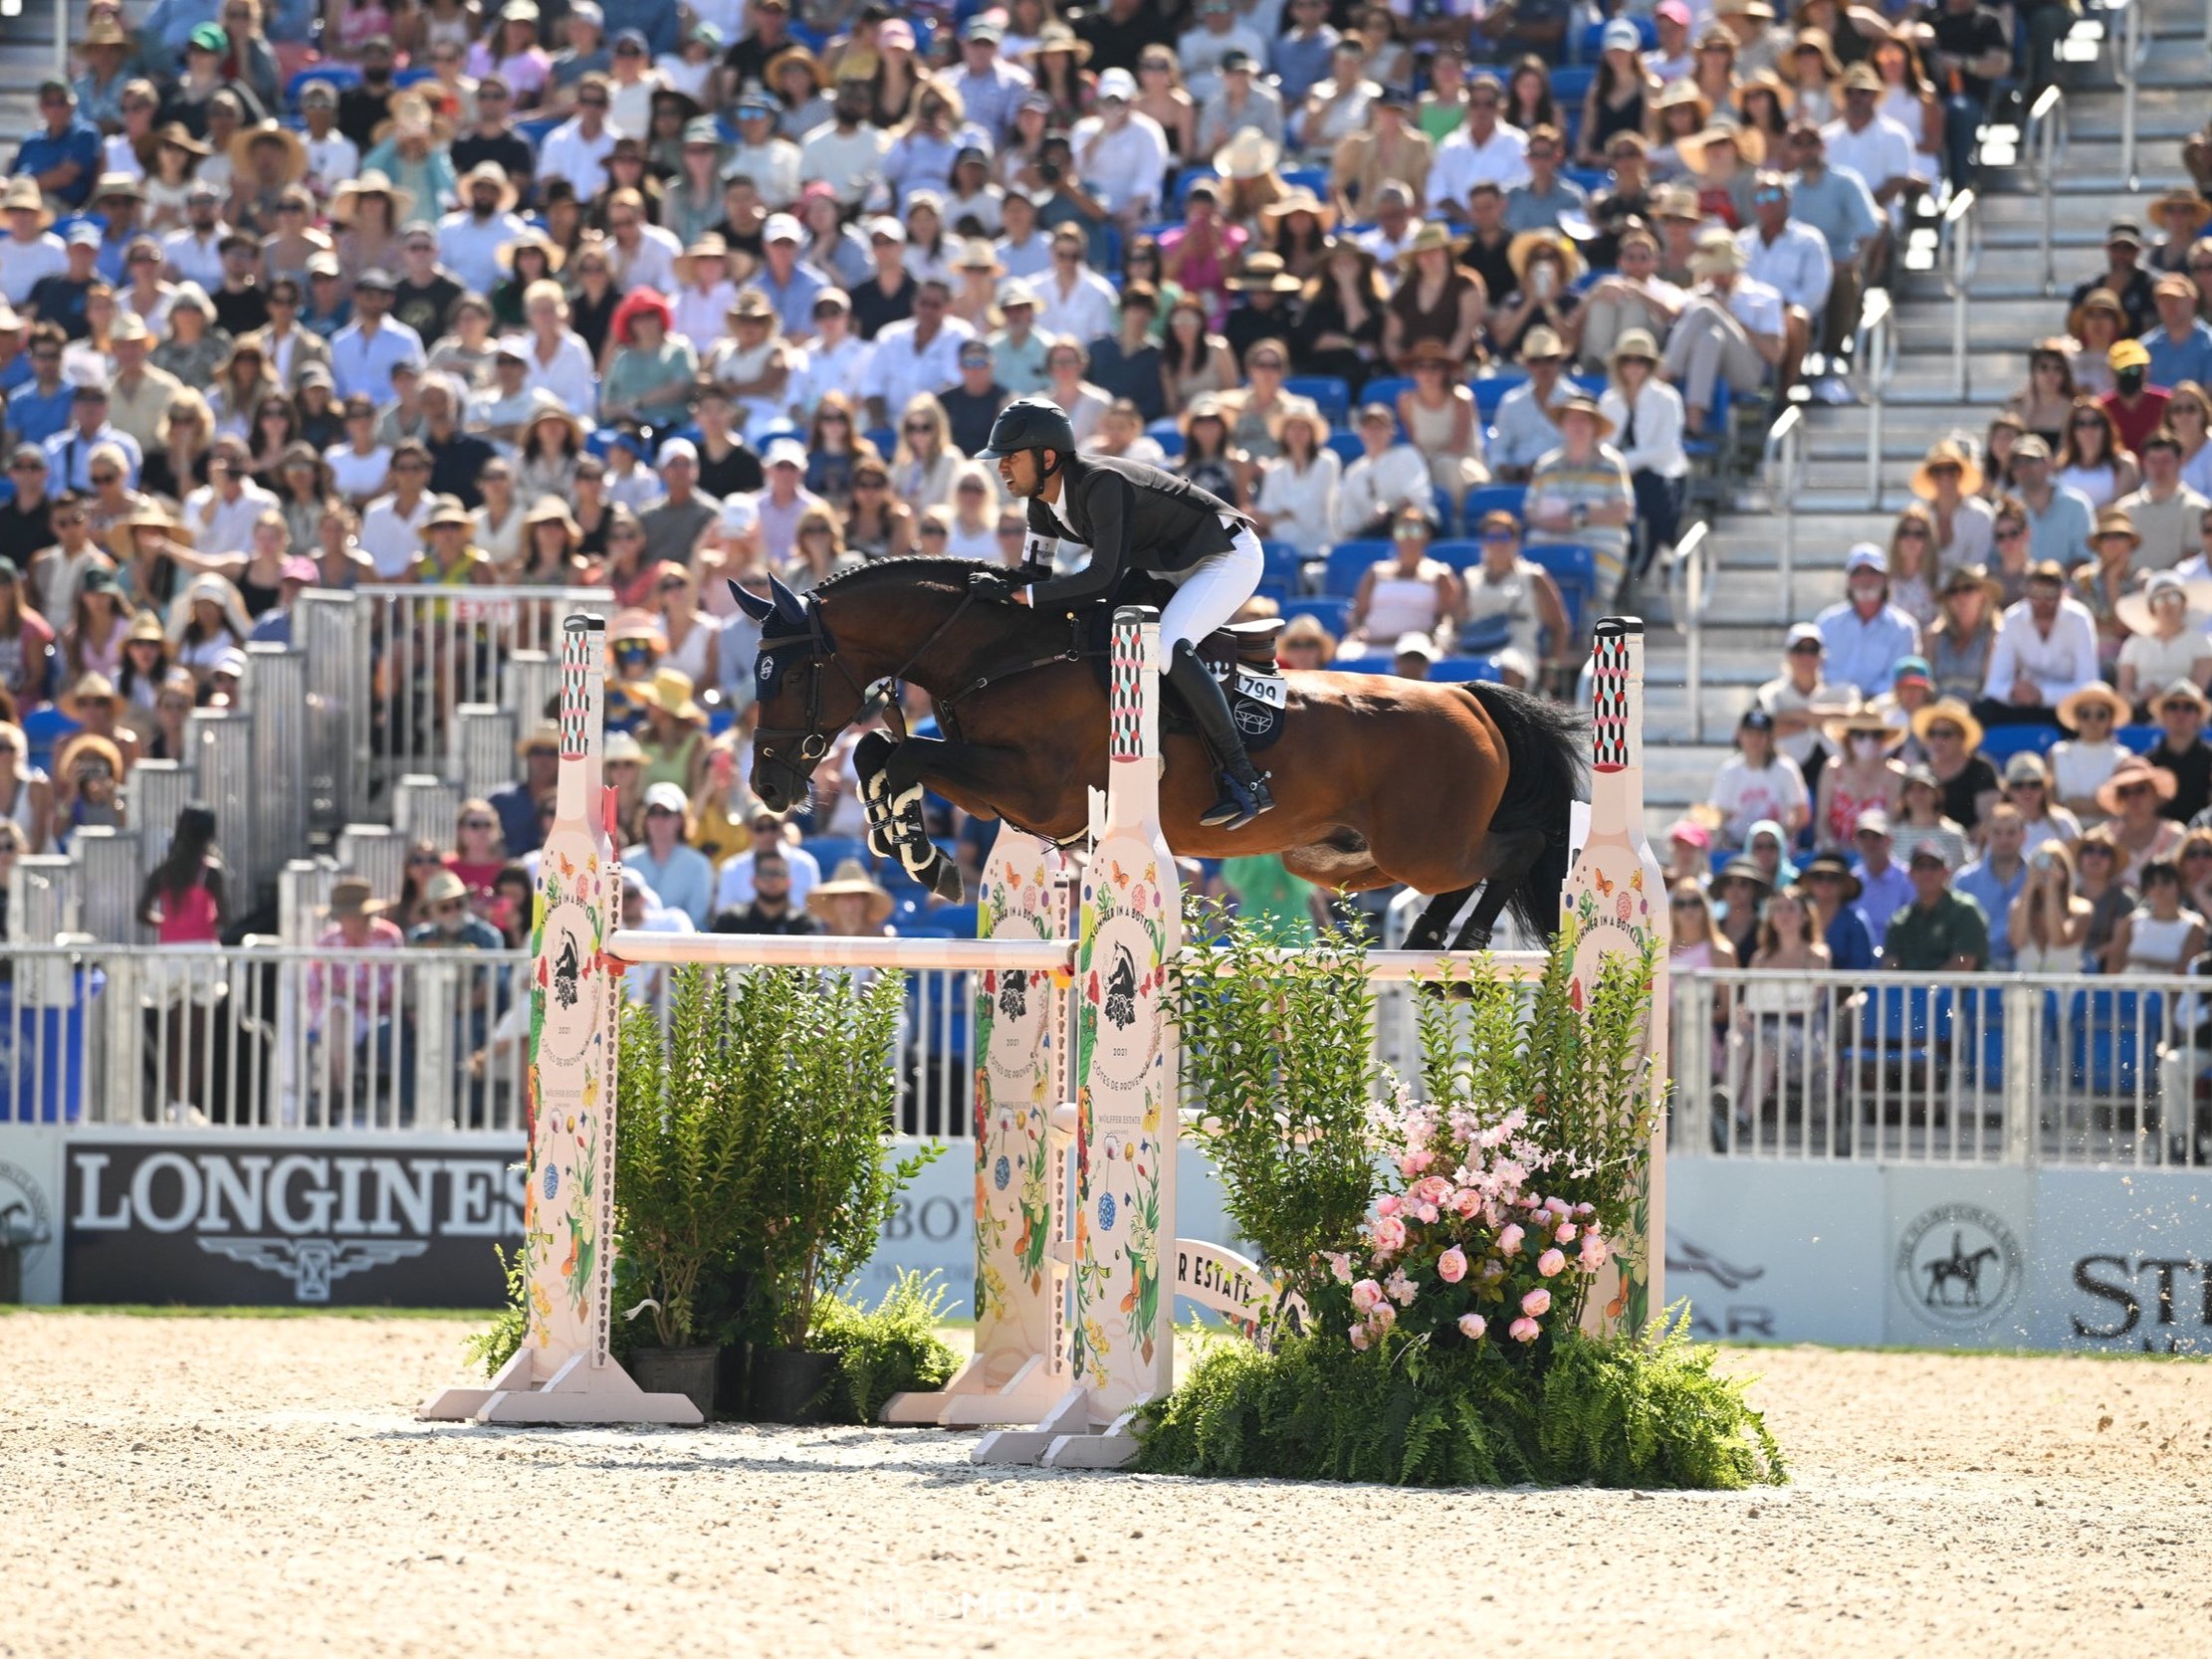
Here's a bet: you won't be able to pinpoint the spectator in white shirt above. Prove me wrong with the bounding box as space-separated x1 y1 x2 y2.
436 162 529 297
1822 66 1919 210
0 182 70 308
1072 71 1172 231
994 186 1055 281
159 180 229 291
1251 407 1341 555
798 81 890 210
602 187 682 293
181 435 282 557
1736 171 1834 323
861 279 974 428
1661 231 1789 436
1426 75 1530 213
330 268 428 402
513 277 599 416
1031 225 1121 343
537 74 621 199
1979 561 2101 726
356 439 437 578
1177 0 1269 104
787 287 871 420
1335 401 1437 538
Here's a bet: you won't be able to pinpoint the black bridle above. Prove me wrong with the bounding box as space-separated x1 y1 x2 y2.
752 588 981 763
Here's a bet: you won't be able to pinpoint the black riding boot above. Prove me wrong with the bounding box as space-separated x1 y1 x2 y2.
1167 641 1274 831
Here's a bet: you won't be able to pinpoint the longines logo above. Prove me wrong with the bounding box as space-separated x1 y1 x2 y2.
1895 1203 2024 1329
197 1236 428 1303
0 1157 55 1274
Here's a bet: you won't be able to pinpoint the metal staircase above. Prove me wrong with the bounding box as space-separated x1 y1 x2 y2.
1638 0 2171 829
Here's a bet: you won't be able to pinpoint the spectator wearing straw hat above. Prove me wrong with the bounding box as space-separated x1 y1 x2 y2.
1799 850 1877 971
1487 326 1577 482
1663 230 1787 437
1523 392 1634 599
806 857 894 939
1976 558 2099 728
0 180 69 310
2146 678 2212 824
436 163 528 298
2115 571 2212 709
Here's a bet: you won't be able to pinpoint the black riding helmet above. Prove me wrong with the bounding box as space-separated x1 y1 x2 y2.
974 396 1077 469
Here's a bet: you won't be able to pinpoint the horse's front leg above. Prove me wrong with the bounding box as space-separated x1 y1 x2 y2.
852 730 901 860
879 735 1048 903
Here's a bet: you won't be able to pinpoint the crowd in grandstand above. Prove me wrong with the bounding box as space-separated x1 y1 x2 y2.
0 0 2113 960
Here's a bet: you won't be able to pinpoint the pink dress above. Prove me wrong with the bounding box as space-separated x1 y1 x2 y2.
1160 223 1248 328
1825 778 1887 850
155 879 220 944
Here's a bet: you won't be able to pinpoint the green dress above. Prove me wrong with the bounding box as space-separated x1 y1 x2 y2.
1221 855 1317 942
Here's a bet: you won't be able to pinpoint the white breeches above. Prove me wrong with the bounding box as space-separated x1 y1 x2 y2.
1159 524 1265 652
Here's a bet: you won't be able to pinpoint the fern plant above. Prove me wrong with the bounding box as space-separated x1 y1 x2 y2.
807 1270 962 1423
1172 898 1382 1303
612 966 781 1348
755 965 942 1350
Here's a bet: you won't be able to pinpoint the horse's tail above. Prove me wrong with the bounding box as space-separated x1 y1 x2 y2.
1461 680 1588 942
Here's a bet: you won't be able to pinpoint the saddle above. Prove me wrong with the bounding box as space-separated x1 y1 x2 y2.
1084 590 1288 753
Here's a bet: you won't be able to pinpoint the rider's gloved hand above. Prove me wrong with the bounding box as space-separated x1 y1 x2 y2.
969 568 1018 602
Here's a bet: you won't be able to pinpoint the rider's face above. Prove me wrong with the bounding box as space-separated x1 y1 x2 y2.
998 450 1045 497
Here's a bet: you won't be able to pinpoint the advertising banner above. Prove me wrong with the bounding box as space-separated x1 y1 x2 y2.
1665 1157 1886 1346
62 1132 526 1307
2029 1167 2212 1354
1882 1164 2036 1348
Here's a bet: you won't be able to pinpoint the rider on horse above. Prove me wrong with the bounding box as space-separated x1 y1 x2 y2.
971 398 1277 833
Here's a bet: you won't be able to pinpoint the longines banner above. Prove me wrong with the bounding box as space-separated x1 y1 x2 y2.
61 1132 528 1308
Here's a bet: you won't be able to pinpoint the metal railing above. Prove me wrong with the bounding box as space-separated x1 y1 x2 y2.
1939 187 1981 401
1671 966 2212 1167
2108 0 2147 186
1761 406 1805 623
2025 85 2070 295
1659 518 1712 741
1855 289 1896 509
356 585 611 802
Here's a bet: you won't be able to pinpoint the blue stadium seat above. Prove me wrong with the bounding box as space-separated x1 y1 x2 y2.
800 834 867 873
1284 374 1351 425
1281 596 1351 635
865 425 897 457
1550 65 1596 104
1525 542 1596 633
1321 539 1392 596
1578 16 1657 58
930 902 980 937
1977 726 2061 762
1281 166 1328 195
1461 484 1528 525
1258 540 1309 587
1363 375 1414 418
2118 724 2159 755
1431 655 1500 683
2069 988 2161 1098
1843 985 1950 1071
1563 166 1610 196
1326 430 1365 464
516 114 562 146
1429 538 1480 570
1152 428 1186 459
1470 373 1527 419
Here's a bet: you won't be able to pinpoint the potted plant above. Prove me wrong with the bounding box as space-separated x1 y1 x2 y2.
610 965 780 1421
750 965 938 1422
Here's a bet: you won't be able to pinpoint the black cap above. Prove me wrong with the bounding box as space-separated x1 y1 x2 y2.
1739 708 1774 731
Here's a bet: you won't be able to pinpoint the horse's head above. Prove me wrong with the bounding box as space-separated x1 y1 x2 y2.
729 571 877 812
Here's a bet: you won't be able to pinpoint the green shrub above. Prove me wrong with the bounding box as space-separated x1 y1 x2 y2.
1137 1310 1785 1490
464 1243 530 1377
808 1271 963 1423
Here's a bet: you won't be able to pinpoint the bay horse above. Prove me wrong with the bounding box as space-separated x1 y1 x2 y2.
729 562 1586 949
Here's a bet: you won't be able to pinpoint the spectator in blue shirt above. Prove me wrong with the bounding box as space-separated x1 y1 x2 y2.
12 81 104 211
1801 851 1878 969
1953 802 2029 968
6 323 75 448
624 781 716 927
1270 0 1341 107
73 23 136 131
1849 809 1915 952
603 0 681 60
490 725 559 854
138 0 223 73
1816 542 1924 699
2142 273 2212 389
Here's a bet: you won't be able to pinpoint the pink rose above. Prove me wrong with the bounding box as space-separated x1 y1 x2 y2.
1326 1252 1353 1284
1437 1246 1468 1284
1415 1174 1452 1204
1457 1312 1487 1341
1349 1323 1372 1350
1576 1201 1595 1217
1555 1222 1577 1243
1538 1248 1567 1278
1546 1195 1570 1216
1509 1316 1541 1344
1415 1203 1438 1223
1376 1194 1401 1218
1371 1215 1409 1254
1579 1237 1610 1272
1351 1277 1384 1314
1386 1269 1418 1307
1521 1287 1552 1317
1369 1302 1397 1332
1450 1188 1482 1219
1497 1223 1525 1257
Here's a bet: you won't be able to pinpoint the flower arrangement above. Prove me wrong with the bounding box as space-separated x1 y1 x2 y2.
1139 914 1784 1489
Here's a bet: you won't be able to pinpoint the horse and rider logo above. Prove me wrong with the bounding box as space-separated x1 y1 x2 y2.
1103 944 1138 1031
1894 1202 2024 1330
997 969 1029 1021
537 894 603 1062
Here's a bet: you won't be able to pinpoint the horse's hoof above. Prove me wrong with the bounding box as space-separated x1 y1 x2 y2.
929 859 967 904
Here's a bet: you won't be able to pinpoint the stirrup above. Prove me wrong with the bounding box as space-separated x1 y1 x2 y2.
1199 768 1274 831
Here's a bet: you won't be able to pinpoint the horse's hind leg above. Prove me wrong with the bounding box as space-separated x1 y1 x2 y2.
1447 826 1550 950
1403 886 1477 951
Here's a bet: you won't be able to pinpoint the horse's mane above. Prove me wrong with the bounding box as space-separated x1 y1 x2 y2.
808 556 980 601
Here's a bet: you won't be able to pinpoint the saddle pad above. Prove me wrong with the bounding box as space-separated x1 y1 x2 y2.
1081 601 1287 752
